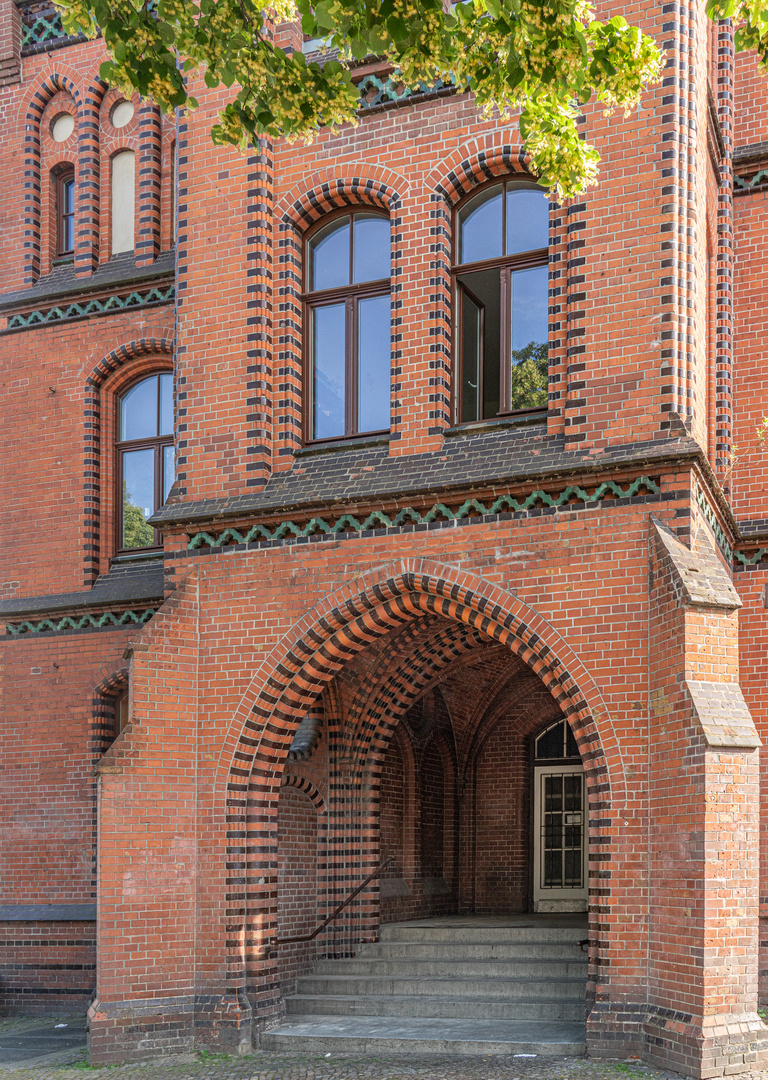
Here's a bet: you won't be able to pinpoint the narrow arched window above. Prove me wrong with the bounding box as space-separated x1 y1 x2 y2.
111 150 135 255
304 210 391 442
117 373 174 551
454 180 549 423
56 167 75 257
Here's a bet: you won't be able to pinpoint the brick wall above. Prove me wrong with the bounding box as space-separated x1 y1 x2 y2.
276 786 319 994
0 919 95 1015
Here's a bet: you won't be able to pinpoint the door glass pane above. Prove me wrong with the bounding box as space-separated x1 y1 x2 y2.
506 187 549 254
122 448 155 548
564 774 582 812
544 774 562 811
544 849 561 887
509 266 548 410
159 373 173 435
564 848 582 887
357 294 390 433
162 444 175 502
309 219 350 291
352 215 390 283
458 187 503 264
312 302 346 439
120 376 157 441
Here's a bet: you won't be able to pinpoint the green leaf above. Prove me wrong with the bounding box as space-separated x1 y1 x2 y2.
156 20 176 43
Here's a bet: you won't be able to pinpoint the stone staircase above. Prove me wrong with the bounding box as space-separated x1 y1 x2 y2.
262 916 588 1057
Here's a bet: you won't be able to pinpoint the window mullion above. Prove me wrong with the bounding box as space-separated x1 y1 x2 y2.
496 266 507 413
346 297 356 436
153 442 162 545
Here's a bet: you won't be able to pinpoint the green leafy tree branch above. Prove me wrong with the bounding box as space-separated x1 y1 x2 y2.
56 0 667 198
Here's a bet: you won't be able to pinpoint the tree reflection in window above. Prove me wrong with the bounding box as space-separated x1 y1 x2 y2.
454 180 549 423
117 373 174 551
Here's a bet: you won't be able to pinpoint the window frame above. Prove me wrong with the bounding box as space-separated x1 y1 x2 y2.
114 373 173 555
56 166 75 258
301 207 392 445
452 178 550 425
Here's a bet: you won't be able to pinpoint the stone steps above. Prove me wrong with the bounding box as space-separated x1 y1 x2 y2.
263 917 588 1058
284 993 587 1021
358 940 585 959
315 957 587 978
261 1016 587 1056
296 973 586 999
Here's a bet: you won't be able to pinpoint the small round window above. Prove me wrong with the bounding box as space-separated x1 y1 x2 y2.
50 113 75 143
110 100 135 129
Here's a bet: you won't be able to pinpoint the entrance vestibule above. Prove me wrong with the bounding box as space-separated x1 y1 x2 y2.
373 649 588 923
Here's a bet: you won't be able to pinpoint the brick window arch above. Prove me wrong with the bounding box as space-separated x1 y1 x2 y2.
453 178 549 423
303 208 391 442
116 372 174 552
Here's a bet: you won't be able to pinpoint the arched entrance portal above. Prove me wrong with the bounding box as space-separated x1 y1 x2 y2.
218 562 615 1042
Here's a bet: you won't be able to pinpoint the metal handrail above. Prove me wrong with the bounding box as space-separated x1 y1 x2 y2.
269 856 394 955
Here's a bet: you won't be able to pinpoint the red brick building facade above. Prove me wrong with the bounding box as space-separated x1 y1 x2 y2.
2 0 768 1075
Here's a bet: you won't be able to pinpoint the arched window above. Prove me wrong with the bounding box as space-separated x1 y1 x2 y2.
454 180 549 423
534 717 580 761
111 150 135 255
55 166 75 257
304 210 391 442
117 373 173 551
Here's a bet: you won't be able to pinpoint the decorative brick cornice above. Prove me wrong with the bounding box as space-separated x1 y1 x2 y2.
6 608 157 636
186 476 663 550
5 284 174 331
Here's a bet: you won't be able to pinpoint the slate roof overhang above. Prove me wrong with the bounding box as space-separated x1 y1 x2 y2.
151 427 708 531
0 559 164 619
0 250 175 315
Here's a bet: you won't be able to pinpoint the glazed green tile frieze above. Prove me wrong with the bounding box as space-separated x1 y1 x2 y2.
357 73 453 109
694 481 734 562
694 479 768 568
21 11 64 48
6 285 175 331
187 476 663 550
6 608 157 636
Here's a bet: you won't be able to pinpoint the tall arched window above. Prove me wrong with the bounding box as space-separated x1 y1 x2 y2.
117 373 173 551
304 210 391 442
55 167 75 257
454 180 549 423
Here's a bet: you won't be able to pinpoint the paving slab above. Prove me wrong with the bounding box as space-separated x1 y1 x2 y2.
0 1019 87 1067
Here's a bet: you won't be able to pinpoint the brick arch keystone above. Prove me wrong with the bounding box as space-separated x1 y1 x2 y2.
215 558 624 1016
